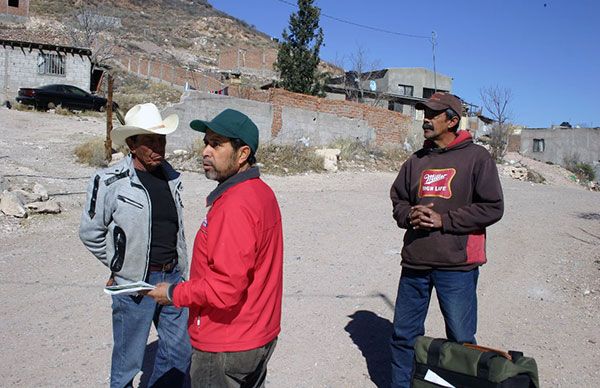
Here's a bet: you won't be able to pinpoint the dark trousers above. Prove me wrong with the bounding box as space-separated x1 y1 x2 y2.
190 338 278 388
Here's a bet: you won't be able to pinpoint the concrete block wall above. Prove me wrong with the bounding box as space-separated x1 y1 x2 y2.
162 92 274 151
161 88 411 151
520 128 600 166
1 46 91 102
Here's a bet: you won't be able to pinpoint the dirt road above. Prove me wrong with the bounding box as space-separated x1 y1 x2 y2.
1 108 599 387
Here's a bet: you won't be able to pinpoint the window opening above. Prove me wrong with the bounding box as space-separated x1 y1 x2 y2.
38 53 66 76
397 84 414 97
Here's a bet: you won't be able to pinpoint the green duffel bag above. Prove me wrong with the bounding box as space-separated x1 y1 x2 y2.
412 336 539 388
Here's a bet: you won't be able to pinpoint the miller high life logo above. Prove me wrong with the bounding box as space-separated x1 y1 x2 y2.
418 168 456 199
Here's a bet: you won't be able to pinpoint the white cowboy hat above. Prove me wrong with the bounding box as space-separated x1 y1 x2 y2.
111 103 179 148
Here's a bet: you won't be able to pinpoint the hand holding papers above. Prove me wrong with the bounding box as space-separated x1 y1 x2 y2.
104 281 155 296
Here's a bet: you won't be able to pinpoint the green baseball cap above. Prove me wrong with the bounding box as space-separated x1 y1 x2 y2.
189 109 259 153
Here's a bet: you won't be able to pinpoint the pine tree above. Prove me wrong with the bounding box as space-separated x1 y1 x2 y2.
275 0 325 96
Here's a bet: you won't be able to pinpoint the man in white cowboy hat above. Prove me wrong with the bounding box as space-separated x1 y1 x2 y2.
79 103 191 388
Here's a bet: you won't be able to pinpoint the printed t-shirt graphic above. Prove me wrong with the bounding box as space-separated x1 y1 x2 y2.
418 168 456 199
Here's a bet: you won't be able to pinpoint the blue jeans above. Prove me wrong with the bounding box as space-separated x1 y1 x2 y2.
390 267 479 388
111 268 191 388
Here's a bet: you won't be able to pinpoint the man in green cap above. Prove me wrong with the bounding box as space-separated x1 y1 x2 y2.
147 109 284 388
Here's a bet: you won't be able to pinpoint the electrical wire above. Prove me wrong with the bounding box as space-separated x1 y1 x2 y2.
274 0 431 40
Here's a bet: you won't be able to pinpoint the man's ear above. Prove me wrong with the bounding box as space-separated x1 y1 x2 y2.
448 115 460 129
237 145 251 165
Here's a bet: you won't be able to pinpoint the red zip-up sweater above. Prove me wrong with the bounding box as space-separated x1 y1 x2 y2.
173 167 283 352
390 131 504 270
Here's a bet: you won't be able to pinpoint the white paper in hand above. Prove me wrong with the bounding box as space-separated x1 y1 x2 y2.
104 281 155 296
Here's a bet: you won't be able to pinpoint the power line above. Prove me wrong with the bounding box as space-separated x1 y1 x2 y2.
274 0 430 40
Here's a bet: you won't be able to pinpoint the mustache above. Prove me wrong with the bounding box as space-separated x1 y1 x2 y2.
422 122 434 130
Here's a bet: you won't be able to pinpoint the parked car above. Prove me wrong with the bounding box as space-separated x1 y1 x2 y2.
16 84 116 112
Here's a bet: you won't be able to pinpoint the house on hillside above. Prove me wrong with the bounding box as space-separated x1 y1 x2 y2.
218 46 278 79
519 125 600 177
328 68 451 112
0 38 92 104
0 0 29 21
327 67 490 145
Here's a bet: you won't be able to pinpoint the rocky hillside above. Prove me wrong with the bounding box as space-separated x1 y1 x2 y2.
1 0 276 70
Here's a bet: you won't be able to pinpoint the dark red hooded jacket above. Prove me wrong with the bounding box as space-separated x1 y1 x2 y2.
390 130 504 270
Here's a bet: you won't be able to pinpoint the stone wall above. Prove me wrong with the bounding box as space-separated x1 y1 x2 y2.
1 46 91 102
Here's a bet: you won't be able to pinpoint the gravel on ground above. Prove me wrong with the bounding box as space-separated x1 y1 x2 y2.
1 108 598 387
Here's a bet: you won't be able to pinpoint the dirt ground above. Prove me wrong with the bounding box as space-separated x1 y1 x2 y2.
1 108 599 387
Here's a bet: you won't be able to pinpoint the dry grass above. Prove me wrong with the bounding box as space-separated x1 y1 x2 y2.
527 169 546 184
54 106 72 116
258 144 325 175
74 137 109 167
12 103 34 112
168 137 409 176
171 140 325 175
331 138 408 172
111 70 182 113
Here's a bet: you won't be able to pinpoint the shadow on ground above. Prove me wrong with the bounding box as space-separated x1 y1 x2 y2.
345 310 393 388
139 341 190 388
139 341 158 387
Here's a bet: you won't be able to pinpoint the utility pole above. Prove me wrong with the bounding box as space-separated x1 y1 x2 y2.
105 74 114 163
431 31 437 92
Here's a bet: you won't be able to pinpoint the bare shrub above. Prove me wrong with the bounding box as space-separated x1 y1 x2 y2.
170 140 325 175
480 85 512 162
112 70 182 112
54 106 72 116
13 103 34 112
74 138 108 167
258 144 325 175
170 137 410 175
330 138 409 172
564 153 596 182
526 169 546 184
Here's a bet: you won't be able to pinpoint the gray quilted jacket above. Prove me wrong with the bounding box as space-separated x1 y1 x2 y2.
79 156 188 285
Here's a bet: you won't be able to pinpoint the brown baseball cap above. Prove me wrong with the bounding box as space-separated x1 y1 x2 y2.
415 92 463 117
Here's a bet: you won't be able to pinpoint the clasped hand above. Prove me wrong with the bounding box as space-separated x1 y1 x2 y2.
408 203 442 230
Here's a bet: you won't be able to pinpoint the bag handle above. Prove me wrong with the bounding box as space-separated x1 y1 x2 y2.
426 339 519 381
426 338 446 366
463 343 513 360
426 339 513 364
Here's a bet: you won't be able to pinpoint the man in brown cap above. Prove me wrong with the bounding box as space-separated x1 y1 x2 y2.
389 92 504 387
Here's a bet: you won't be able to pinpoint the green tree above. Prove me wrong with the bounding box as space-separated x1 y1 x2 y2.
275 0 325 96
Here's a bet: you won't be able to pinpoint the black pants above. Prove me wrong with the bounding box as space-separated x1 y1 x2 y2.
190 338 277 388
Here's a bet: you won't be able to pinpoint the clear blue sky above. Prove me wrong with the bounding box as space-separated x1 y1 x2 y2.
208 0 599 128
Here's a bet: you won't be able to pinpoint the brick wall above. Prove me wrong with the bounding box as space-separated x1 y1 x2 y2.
219 46 277 70
218 46 278 78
